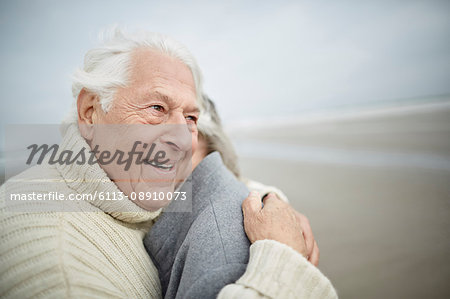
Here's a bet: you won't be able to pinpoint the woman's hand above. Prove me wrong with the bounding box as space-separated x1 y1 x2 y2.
242 191 319 266
294 210 320 266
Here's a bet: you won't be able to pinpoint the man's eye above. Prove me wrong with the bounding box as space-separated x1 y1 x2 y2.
149 105 164 112
186 115 197 123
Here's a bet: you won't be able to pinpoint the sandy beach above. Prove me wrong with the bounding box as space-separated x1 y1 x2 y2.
231 101 450 298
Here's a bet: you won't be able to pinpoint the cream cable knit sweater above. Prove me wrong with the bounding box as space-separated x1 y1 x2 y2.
0 124 337 298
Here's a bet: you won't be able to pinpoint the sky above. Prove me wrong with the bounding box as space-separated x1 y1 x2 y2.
0 0 449 132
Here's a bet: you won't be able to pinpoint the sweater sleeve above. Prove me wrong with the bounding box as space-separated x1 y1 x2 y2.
217 240 338 299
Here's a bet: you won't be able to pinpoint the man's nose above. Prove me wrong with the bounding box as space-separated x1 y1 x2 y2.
160 114 192 152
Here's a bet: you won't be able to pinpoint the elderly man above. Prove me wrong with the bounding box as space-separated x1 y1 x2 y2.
0 29 336 298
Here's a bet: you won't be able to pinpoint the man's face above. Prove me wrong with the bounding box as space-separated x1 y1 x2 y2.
93 48 199 129
84 48 199 211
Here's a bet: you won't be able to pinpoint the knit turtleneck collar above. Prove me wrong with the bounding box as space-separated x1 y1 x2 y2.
56 123 162 223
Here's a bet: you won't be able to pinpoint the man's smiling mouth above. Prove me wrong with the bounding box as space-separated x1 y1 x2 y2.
144 159 175 171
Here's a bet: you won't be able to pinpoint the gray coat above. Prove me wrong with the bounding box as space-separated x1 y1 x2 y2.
144 152 251 299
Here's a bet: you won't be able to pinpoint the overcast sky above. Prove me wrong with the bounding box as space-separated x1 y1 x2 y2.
1 0 449 130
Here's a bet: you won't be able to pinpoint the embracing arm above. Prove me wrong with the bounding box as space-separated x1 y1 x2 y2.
217 192 338 299
218 240 337 299
243 179 319 265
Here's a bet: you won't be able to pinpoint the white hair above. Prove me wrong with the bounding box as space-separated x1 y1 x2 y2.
65 27 213 134
199 94 240 177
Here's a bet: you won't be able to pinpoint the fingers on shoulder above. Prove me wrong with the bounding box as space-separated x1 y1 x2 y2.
242 191 262 216
262 192 286 208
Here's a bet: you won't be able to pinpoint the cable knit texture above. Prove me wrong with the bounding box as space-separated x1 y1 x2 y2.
0 123 162 298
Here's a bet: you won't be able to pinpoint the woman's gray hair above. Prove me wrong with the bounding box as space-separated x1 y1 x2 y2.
200 95 240 178
65 27 208 127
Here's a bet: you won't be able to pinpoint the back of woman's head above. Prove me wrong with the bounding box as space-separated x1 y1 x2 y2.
199 95 240 178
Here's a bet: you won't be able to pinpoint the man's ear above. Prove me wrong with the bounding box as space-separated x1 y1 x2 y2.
77 88 98 125
77 88 97 142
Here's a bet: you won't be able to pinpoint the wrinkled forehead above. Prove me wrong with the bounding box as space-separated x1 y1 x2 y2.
129 48 197 94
